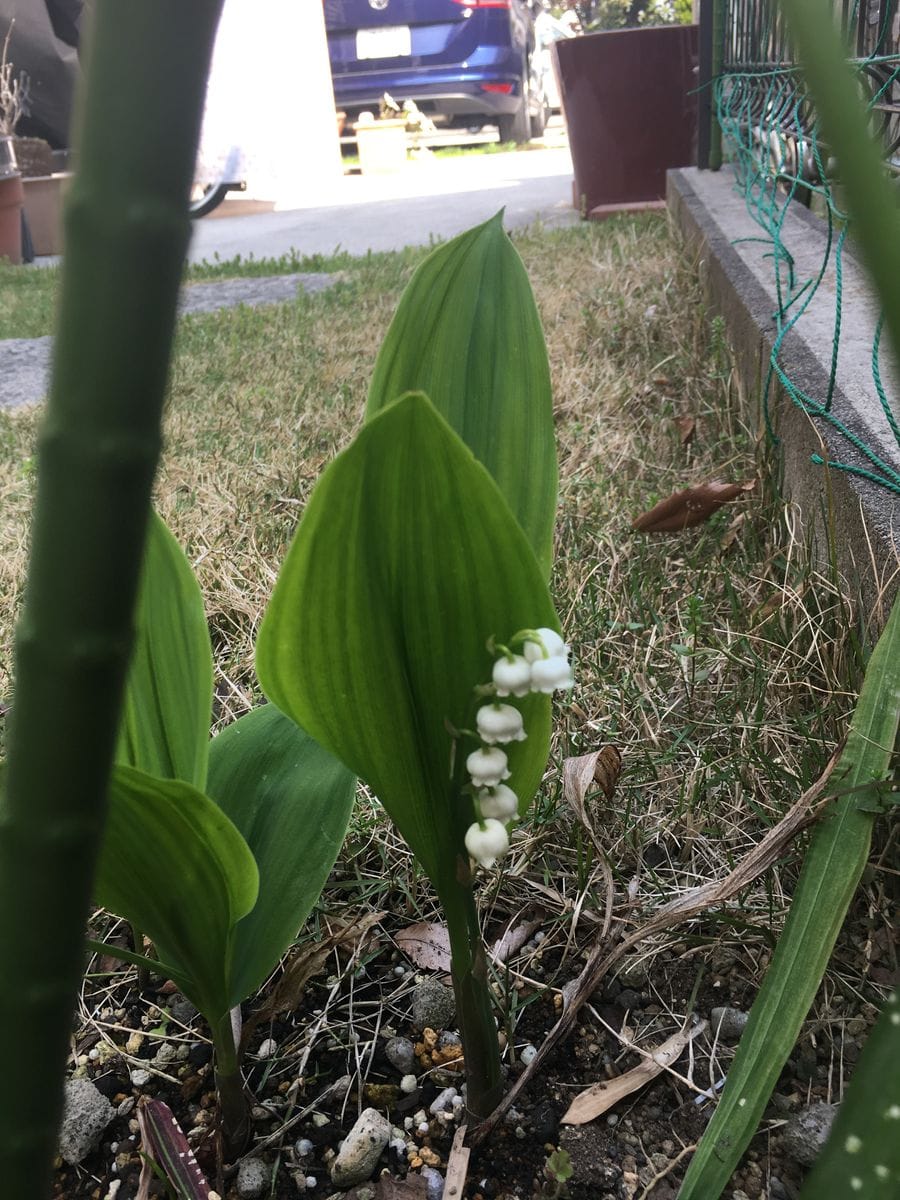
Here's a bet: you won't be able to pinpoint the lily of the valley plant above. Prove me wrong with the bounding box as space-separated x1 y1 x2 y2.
257 213 566 1116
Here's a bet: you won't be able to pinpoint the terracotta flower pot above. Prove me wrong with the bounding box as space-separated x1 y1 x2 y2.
0 171 25 265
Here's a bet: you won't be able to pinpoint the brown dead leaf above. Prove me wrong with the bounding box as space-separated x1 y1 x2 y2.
563 747 623 840
490 919 542 964
676 415 696 445
632 479 755 533
396 921 452 973
242 911 385 1044
376 1175 429 1200
561 1023 706 1124
719 511 746 552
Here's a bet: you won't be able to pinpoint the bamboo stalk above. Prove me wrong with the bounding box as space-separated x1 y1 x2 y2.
0 3 222 1195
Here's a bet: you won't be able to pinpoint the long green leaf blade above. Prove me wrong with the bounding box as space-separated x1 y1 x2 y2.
367 212 558 577
679 599 900 1199
206 704 356 1006
796 988 900 1198
117 511 213 789
256 392 557 894
94 765 258 1022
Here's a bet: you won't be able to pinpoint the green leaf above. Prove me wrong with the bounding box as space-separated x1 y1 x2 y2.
256 392 557 894
679 598 900 1200
206 703 356 1007
797 989 900 1199
94 765 258 1022
367 212 558 578
117 511 213 789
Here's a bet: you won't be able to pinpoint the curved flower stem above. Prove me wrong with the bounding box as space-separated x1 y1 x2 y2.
444 858 504 1119
0 2 222 1195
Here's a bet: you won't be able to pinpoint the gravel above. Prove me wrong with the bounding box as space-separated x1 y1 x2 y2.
58 1077 115 1165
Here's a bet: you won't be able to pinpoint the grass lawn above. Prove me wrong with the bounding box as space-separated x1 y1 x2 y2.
0 215 883 1197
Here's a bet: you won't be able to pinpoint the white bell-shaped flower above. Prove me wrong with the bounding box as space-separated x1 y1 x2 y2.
466 746 511 788
478 784 519 820
476 703 527 745
492 654 532 697
465 818 510 868
530 654 574 693
523 627 569 663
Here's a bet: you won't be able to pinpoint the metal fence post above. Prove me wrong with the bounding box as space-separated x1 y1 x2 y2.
698 0 726 169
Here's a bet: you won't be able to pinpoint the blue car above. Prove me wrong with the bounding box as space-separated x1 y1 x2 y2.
323 0 548 144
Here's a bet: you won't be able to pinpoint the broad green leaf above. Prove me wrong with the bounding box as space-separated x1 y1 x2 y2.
117 511 213 789
94 765 258 1023
679 598 900 1200
206 703 356 1007
797 988 900 1199
256 392 557 895
367 212 558 578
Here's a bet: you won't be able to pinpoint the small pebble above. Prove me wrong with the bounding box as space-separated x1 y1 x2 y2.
515 1125 526 1139
404 1117 414 1130
389 1137 407 1155
236 1157 269 1199
312 1112 330 1128
429 1086 458 1115
607 1114 619 1126
257 1038 278 1060
418 1122 430 1134
333 1074 353 1098
304 1178 317 1190
400 1074 418 1094
295 1138 314 1158
394 965 407 976
520 1044 537 1065
129 1069 150 1088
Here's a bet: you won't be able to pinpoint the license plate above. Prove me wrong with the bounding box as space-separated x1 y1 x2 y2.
356 25 411 60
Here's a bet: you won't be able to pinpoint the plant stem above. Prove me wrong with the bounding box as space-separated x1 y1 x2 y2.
0 3 222 1195
212 1013 250 1159
445 857 504 1120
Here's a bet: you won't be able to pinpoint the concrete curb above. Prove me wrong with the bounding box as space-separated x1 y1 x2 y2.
668 165 899 620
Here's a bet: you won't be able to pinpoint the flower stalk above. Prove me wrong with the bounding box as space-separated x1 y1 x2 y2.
0 3 223 1194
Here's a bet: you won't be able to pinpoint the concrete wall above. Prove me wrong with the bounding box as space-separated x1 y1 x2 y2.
668 166 900 624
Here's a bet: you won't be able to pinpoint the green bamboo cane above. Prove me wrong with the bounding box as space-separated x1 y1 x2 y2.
0 3 223 1195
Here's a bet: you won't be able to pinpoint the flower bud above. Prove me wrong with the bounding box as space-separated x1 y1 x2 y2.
466 746 511 788
478 784 519 820
465 818 510 868
523 627 569 663
492 654 532 697
476 703 527 745
530 654 574 693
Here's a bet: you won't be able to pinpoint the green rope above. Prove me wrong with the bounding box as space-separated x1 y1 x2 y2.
712 28 900 496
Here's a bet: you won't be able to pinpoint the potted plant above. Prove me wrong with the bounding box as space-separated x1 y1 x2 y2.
0 22 26 264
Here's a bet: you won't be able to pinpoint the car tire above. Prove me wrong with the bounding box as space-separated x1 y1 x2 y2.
189 181 230 219
530 95 549 139
498 58 532 145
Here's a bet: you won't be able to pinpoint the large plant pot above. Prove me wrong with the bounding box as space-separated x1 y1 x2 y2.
0 172 25 265
22 172 72 256
554 25 699 218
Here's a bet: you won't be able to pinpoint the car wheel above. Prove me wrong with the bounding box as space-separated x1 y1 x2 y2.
497 58 532 145
530 94 549 139
189 180 230 219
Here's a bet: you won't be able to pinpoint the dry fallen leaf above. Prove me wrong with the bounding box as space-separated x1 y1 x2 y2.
561 1022 706 1124
676 415 696 445
396 921 452 973
490 919 543 964
244 910 385 1038
632 479 755 532
719 511 746 551
443 1125 471 1199
563 746 623 845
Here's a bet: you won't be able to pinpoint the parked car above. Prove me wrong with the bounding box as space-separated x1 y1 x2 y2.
323 0 549 144
534 8 574 111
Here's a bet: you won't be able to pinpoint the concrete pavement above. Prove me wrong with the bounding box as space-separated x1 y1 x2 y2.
187 142 580 263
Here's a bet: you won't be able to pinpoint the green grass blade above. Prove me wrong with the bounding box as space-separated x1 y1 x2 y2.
796 989 900 1198
366 213 558 577
678 599 900 1199
117 512 214 789
94 765 258 1024
0 2 223 1192
205 704 356 1007
256 392 556 896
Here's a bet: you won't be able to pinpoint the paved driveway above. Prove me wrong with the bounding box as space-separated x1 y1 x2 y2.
187 143 579 262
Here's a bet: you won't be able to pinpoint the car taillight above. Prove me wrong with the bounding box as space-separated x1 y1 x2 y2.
480 82 515 93
451 0 512 8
